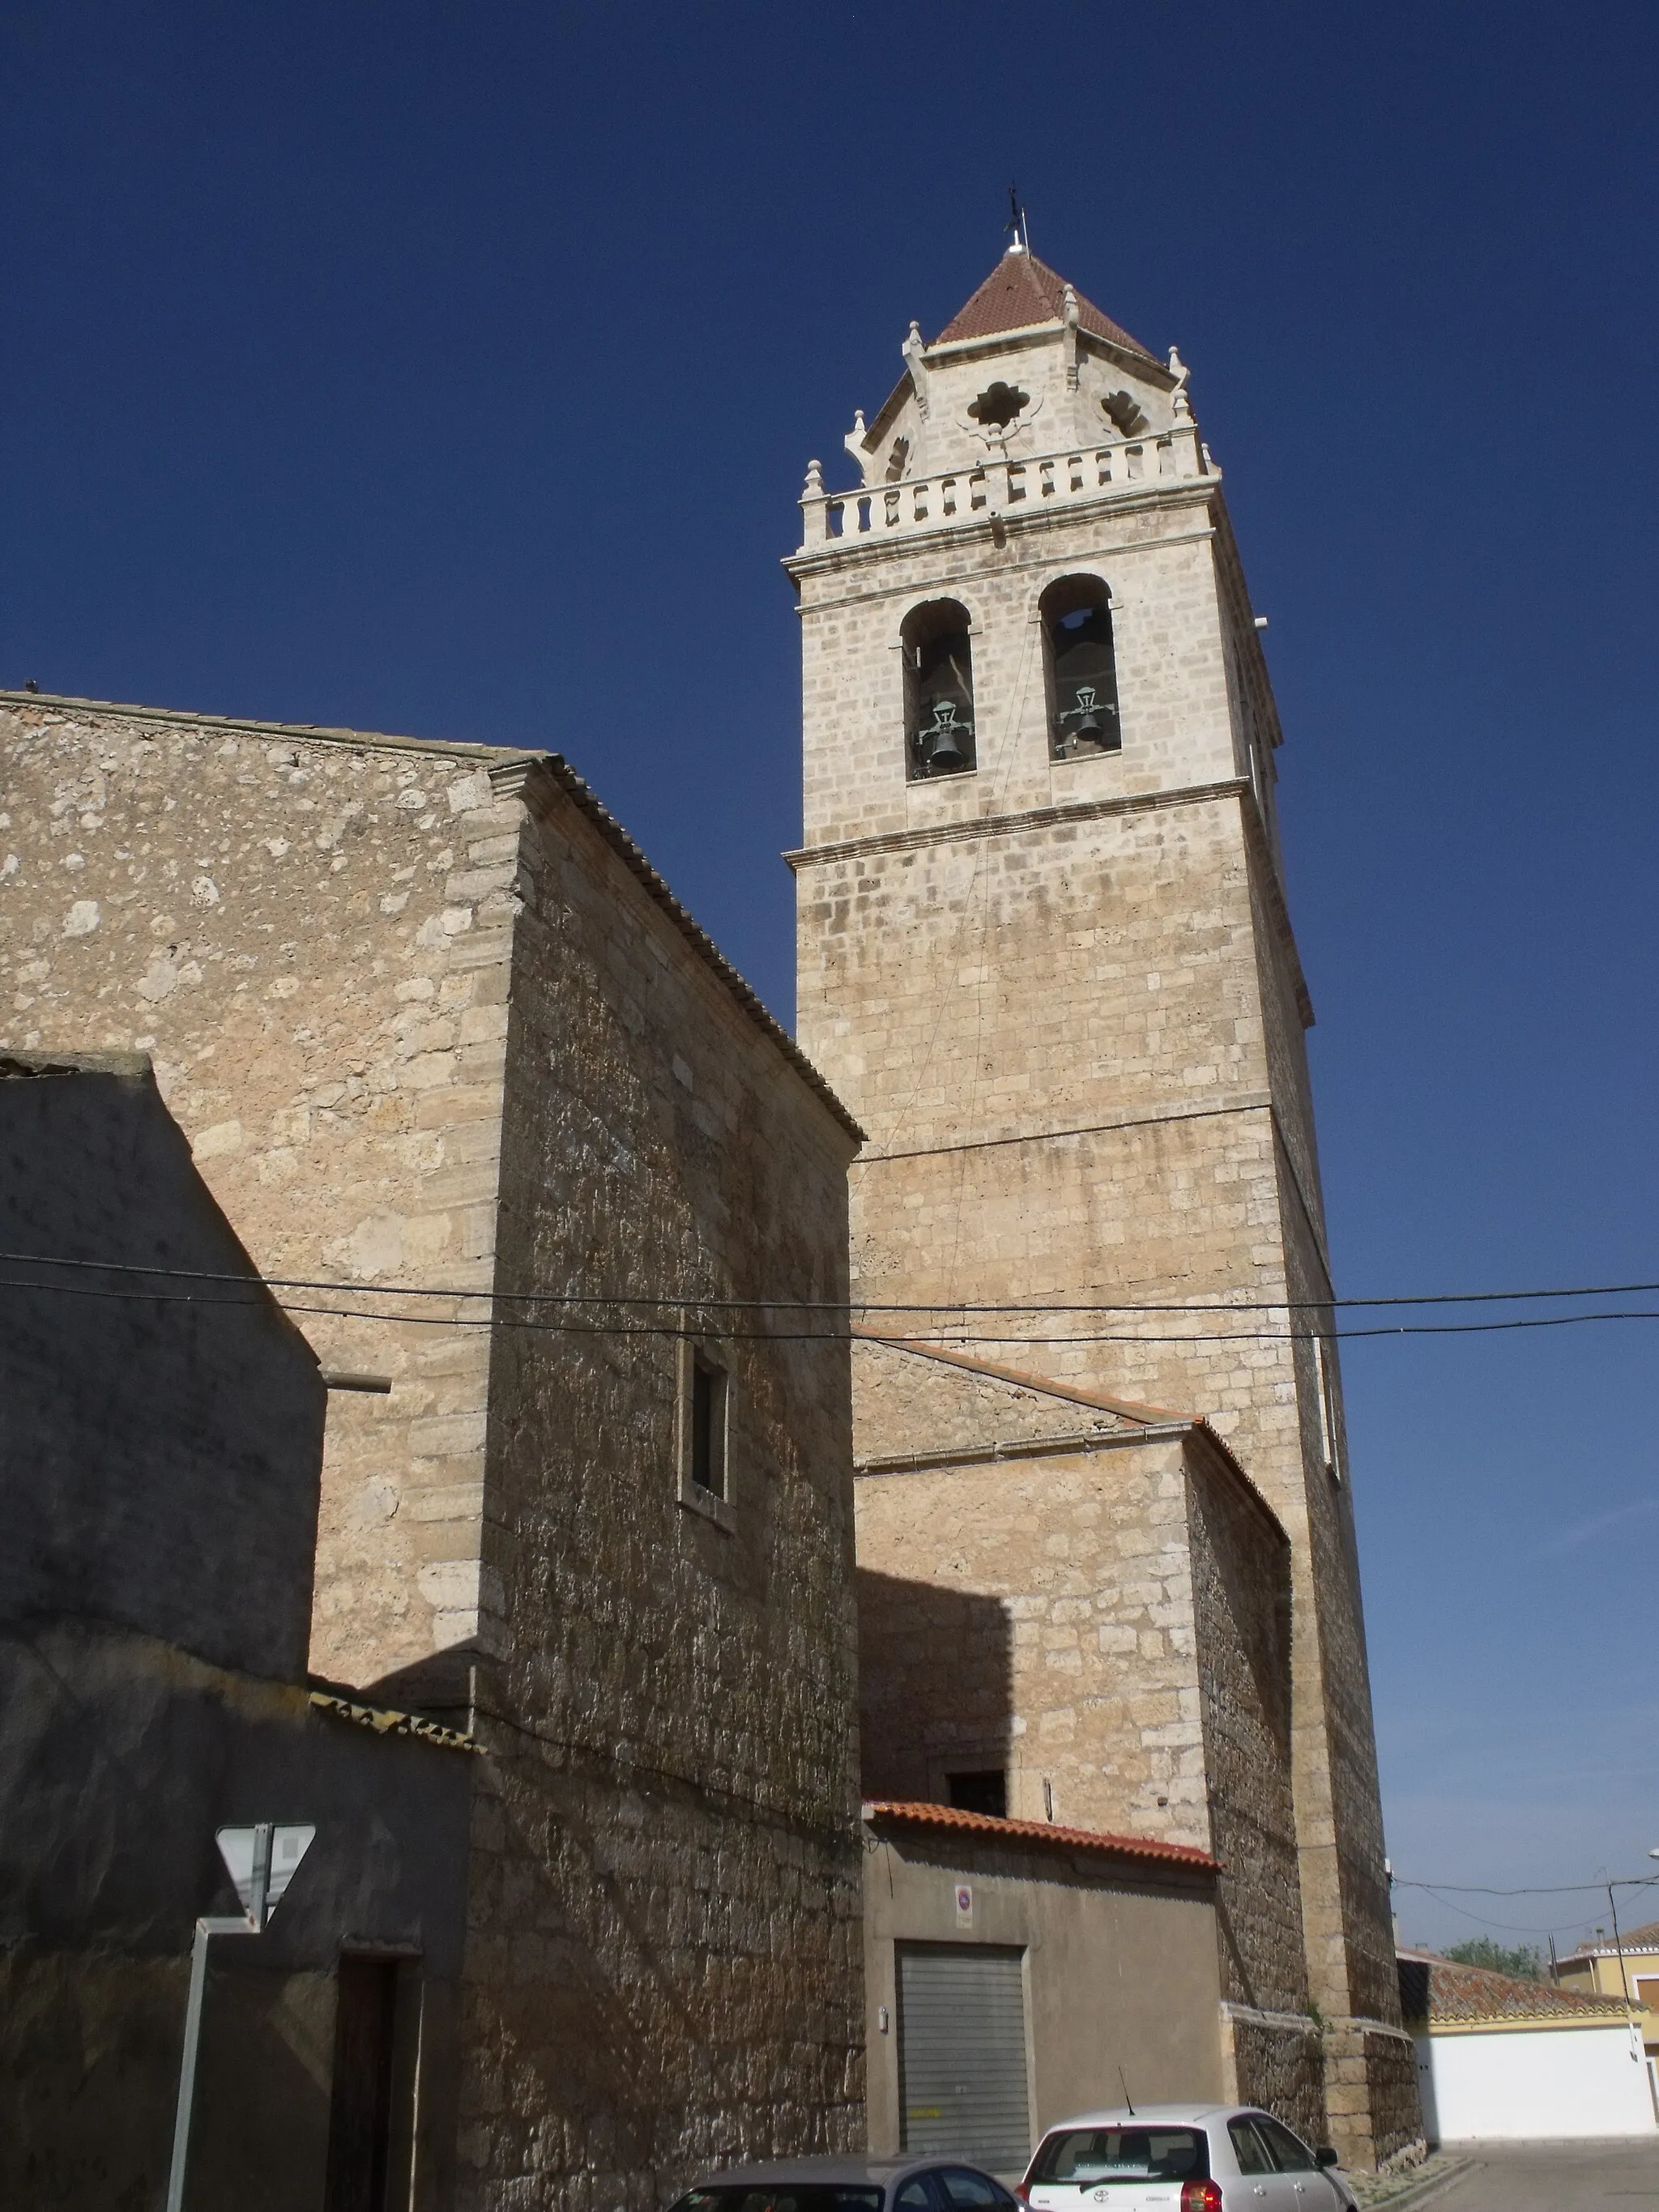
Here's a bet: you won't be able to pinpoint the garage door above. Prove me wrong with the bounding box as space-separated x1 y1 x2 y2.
898 1944 1030 2175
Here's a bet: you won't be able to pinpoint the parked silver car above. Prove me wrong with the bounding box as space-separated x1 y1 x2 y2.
672 2154 1022 2212
1018 2107 1357 2212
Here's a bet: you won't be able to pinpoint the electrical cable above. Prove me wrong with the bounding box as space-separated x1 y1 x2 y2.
0 1246 1654 1318
3 1270 1659 1346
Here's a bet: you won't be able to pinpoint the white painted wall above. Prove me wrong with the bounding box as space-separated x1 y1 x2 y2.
1416 2023 1657 2142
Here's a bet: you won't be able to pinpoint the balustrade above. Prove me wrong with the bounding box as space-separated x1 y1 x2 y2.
799 425 1208 549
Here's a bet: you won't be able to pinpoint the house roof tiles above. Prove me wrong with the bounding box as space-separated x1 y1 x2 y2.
936 250 1154 361
863 1797 1218 1873
1397 1950 1631 2027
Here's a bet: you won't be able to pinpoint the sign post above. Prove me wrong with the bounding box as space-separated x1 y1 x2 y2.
164 1822 315 2212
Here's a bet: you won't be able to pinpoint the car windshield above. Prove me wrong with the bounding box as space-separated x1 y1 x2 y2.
1029 2129 1208 2184
672 2192 886 2212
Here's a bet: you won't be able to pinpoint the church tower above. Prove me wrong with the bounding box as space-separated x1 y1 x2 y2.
787 242 1417 2164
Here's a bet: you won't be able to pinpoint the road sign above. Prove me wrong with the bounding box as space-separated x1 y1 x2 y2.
168 1820 318 2212
215 1822 315 1924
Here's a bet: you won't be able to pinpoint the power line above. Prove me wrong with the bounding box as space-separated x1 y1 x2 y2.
1394 1876 1659 1898
4 1271 1659 1347
0 1246 1655 1319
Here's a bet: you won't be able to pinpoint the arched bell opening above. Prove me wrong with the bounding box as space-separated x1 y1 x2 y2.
1042 575 1121 761
902 599 977 781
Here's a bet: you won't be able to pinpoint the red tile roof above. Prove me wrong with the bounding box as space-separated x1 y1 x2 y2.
864 1798 1218 1873
1397 1950 1631 2027
936 251 1154 360
1559 1920 1659 1961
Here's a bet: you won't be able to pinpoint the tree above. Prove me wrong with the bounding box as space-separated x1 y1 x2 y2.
1442 1937 1543 1980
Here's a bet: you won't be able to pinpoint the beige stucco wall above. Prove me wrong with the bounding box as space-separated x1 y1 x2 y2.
863 1826 1224 2161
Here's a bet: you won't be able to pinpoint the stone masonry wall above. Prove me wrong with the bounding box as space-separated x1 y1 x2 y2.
855 1437 1213 1856
1183 1439 1305 2021
0 696 525 1685
452 772 865 2208
789 450 1411 2160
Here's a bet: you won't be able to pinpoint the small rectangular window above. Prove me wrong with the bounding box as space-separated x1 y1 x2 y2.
1315 1336 1342 1483
946 1769 1007 1818
677 1339 736 1529
691 1353 727 1499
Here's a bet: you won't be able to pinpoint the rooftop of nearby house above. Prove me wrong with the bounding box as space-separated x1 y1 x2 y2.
1558 1920 1659 1964
1398 1948 1631 2028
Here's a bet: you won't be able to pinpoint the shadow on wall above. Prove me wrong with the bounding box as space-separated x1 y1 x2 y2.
857 1568 1013 1808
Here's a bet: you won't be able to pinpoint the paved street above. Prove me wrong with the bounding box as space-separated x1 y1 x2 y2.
1431 2138 1659 2209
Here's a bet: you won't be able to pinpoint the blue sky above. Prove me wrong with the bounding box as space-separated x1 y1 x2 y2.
6 2 1657 1954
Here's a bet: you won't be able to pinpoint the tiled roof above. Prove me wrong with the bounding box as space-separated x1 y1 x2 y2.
1397 1950 1630 2027
936 250 1154 360
1559 1920 1659 1962
863 1798 1218 1873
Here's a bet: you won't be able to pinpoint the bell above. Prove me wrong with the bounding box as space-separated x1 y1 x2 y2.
919 697 970 773
1073 710 1102 745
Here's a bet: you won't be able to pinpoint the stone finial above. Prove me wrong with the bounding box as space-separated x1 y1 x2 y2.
902 321 930 418
1168 344 1192 422
851 409 866 436
803 458 824 498
1061 284 1081 390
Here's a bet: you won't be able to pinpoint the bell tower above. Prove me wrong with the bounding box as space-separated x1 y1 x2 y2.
787 242 1415 2164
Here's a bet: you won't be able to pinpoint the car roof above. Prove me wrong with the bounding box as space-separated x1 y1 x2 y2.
687 2154 995 2188
1034 2107 1250 2131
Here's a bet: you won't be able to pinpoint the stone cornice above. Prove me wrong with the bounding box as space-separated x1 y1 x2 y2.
788 521 1221 616
787 775 1250 872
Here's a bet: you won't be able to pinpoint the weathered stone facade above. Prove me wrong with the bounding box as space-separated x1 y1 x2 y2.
787 247 1418 2163
0 697 865 2206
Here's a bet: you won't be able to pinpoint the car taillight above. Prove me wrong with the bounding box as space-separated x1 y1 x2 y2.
1013 2189 1030 2206
1179 2184 1222 2212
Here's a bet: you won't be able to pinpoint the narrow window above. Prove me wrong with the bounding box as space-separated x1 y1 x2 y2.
1315 1335 1341 1482
1042 575 1121 759
691 1352 727 1500
946 1768 1007 1818
902 599 977 780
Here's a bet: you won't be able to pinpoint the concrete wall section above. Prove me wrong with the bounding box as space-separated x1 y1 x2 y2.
863 1826 1224 2160
1416 2025 1657 2143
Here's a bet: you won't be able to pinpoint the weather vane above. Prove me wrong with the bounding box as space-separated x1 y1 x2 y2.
1005 184 1028 253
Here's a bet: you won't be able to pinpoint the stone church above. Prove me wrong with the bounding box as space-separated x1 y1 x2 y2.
0 234 1418 2201
788 240 1418 2167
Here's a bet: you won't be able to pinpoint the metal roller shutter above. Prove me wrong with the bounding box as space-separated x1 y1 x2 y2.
898 1943 1030 2175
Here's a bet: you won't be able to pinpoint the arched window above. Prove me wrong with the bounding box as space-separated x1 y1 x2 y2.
902 599 976 780
1042 576 1121 760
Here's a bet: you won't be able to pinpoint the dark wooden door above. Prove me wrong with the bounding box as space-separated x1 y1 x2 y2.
322 1957 399 2212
